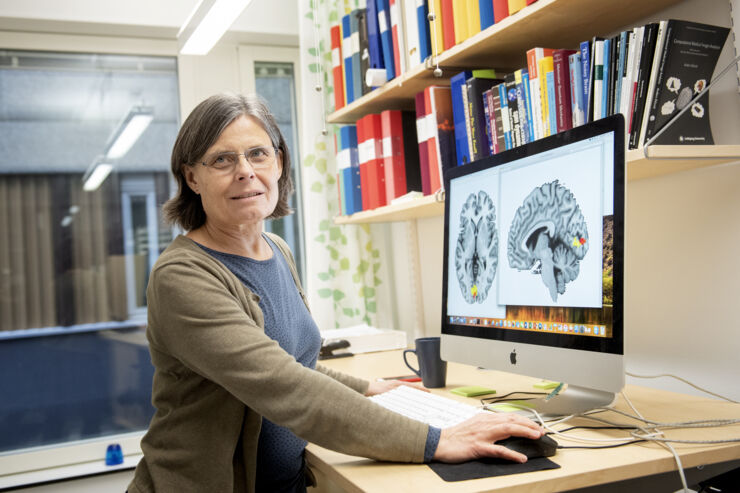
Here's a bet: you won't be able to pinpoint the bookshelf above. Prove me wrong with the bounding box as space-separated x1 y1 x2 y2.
328 0 685 124
334 145 740 224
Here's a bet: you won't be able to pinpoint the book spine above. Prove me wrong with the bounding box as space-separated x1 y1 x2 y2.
431 86 456 185
492 86 506 153
527 48 542 140
440 0 456 50
401 110 423 192
450 71 471 165
389 0 406 77
452 0 469 45
638 20 667 148
625 26 644 135
498 83 512 149
425 87 442 192
614 31 628 115
416 0 432 62
593 39 604 121
331 25 345 111
580 40 591 122
553 50 574 133
356 115 371 210
569 53 584 127
479 0 494 30
376 0 396 81
380 110 395 201
402 0 421 69
546 68 557 136
504 74 521 147
461 79 473 161
414 91 431 195
357 9 371 96
493 0 509 24
601 38 610 120
429 0 444 56
629 23 658 149
521 70 535 142
484 89 496 154
467 0 481 38
366 0 384 73
350 10 363 103
514 70 530 144
342 15 354 104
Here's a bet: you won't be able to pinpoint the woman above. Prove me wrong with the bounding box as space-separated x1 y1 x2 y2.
128 93 544 493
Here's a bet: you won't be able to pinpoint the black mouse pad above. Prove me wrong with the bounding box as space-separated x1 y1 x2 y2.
428 456 560 482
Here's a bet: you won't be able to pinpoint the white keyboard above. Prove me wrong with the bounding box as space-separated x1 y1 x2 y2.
369 385 482 429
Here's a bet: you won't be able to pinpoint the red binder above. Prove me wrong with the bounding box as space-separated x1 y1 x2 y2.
440 0 456 51
356 115 371 210
493 0 509 24
389 0 405 77
364 113 386 208
414 91 432 195
330 24 345 110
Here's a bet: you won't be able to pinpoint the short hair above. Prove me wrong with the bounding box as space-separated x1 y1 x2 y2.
163 93 294 231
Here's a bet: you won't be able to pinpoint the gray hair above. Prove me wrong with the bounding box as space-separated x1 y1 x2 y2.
163 93 294 231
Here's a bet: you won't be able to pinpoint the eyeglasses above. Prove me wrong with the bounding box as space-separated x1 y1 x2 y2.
200 146 278 173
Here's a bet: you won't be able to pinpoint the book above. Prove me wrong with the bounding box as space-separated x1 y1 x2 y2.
579 40 591 122
497 83 512 149
357 9 371 96
504 73 522 147
429 0 444 56
466 0 481 38
538 56 554 136
330 24 345 111
629 22 659 149
390 0 407 77
402 0 422 68
428 86 456 191
614 31 630 116
624 26 644 134
621 28 640 130
545 61 558 136
514 69 532 143
642 20 730 146
381 109 422 200
526 47 556 140
450 70 473 165
342 14 354 104
467 72 500 161
356 115 371 210
553 49 577 133
569 52 585 127
491 85 507 153
638 21 668 148
600 38 610 119
493 0 509 24
376 0 396 82
339 125 362 214
414 90 432 195
483 88 494 155
592 39 605 121
366 113 387 208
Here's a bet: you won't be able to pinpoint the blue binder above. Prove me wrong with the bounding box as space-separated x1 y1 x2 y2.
450 70 472 165
342 14 354 103
350 10 363 103
366 0 385 73
376 0 395 81
479 0 494 30
340 125 361 214
417 0 432 62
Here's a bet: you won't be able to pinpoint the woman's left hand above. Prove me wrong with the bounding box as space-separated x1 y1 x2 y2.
364 379 428 396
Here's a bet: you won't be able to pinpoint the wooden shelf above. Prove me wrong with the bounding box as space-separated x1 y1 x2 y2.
334 194 444 225
327 0 684 124
333 146 740 225
626 145 740 181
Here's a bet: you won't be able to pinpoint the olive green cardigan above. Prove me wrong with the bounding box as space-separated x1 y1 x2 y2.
128 234 428 493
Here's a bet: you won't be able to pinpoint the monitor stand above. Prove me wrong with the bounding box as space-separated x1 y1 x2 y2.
526 385 617 417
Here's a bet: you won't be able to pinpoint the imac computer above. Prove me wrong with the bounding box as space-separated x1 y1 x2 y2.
441 114 625 416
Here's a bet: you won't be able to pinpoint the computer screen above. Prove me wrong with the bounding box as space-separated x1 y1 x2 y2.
441 115 625 415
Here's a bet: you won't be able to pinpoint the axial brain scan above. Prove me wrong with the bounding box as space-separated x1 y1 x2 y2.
455 191 498 304
507 180 589 302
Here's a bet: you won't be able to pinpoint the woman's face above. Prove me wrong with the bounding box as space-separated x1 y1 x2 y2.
185 115 283 233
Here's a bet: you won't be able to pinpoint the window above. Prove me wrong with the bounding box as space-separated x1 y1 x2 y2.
254 60 306 284
0 50 178 460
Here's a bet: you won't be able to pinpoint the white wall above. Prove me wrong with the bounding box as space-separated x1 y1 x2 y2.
414 0 740 402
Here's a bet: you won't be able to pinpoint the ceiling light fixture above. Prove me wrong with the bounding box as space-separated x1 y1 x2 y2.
105 106 154 159
82 162 114 192
178 0 253 55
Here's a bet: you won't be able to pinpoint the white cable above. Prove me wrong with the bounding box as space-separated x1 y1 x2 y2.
626 371 738 403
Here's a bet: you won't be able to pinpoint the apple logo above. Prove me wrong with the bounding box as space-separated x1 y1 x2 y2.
509 349 517 365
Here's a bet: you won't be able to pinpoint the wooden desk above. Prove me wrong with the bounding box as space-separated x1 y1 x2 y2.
306 351 740 492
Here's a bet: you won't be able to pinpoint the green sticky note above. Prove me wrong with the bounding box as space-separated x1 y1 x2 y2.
486 400 535 413
533 380 561 390
450 386 496 397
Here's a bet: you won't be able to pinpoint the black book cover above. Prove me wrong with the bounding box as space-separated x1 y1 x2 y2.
643 20 730 145
492 85 506 154
629 23 659 149
467 77 500 161
401 110 422 192
607 34 619 116
504 73 522 148
357 9 371 95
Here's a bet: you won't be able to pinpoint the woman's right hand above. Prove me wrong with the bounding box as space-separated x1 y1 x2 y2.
432 413 545 463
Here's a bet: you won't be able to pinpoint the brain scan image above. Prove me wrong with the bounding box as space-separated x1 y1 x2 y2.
455 191 498 304
507 180 589 302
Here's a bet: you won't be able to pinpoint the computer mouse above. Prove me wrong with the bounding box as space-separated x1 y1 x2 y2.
496 434 558 459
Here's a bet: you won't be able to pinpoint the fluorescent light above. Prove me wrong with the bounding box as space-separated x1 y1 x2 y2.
105 107 154 159
83 163 114 191
179 0 253 55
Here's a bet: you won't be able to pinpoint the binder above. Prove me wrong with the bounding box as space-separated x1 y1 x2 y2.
440 0 455 51
429 0 444 56
339 125 361 214
466 0 481 38
334 127 347 215
330 24 345 110
479 0 494 30
356 115 371 210
381 110 422 201
402 0 421 69
493 0 509 24
350 10 363 103
342 14 354 103
366 0 385 78
365 113 387 208
376 0 396 81
508 0 526 15
357 9 371 96
416 0 432 62
414 91 432 195
452 0 468 46
390 0 407 77
450 70 472 166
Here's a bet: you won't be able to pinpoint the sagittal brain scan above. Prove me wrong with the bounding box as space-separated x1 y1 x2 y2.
507 180 589 302
455 191 498 304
